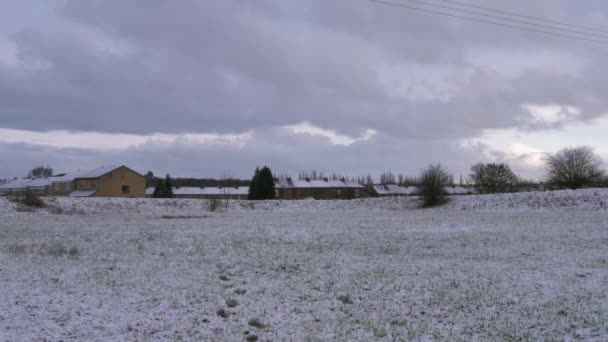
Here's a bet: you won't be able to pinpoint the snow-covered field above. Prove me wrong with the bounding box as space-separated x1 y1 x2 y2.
1 190 607 340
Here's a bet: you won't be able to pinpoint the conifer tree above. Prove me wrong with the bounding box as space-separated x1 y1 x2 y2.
152 179 164 198
163 174 174 198
258 166 275 200
248 166 275 200
248 167 261 200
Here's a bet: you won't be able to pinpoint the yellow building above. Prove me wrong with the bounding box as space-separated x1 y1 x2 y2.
52 165 145 198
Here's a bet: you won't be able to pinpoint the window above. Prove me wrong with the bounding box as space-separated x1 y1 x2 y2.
122 185 130 194
92 179 98 187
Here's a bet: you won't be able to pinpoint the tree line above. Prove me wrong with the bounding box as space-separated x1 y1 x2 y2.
419 146 606 207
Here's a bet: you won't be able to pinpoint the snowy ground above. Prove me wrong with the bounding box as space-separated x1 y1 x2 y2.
1 191 607 341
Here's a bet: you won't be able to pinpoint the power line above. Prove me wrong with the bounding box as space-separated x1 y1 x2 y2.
396 0 608 40
440 0 608 34
370 0 608 45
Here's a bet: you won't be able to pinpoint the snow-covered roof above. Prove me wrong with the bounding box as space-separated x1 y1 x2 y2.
50 165 126 183
0 178 52 190
74 165 121 179
275 179 364 189
372 184 418 195
445 186 477 195
145 187 155 195
174 187 249 195
69 190 97 197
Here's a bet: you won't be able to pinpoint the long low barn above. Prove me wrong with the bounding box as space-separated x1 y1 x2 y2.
0 178 53 195
370 184 478 197
275 179 369 200
146 187 250 199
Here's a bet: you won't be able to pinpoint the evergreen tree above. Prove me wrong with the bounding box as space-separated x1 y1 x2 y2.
258 166 275 200
248 166 275 200
248 167 261 200
152 179 164 198
162 174 174 198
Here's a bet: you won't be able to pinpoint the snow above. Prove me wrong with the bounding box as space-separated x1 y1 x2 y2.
69 190 97 197
69 165 120 179
1 189 607 340
0 178 52 191
372 184 418 195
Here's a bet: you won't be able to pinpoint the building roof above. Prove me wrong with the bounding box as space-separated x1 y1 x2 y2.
69 190 97 197
372 184 418 195
51 165 139 183
275 179 365 189
0 178 52 190
73 165 121 179
174 187 249 196
445 186 476 195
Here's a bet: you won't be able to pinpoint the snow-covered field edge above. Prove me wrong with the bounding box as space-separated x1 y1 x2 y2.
2 188 608 216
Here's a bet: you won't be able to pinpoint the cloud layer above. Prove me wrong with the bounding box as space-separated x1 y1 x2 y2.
1 0 608 179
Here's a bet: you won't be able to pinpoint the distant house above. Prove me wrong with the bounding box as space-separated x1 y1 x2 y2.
47 165 145 198
275 178 369 200
67 165 145 198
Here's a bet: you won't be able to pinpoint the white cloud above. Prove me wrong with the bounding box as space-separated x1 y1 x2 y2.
284 122 376 146
0 128 253 150
523 104 581 125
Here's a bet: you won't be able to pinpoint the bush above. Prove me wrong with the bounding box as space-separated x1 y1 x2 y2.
45 242 68 257
6 243 27 254
208 198 221 212
470 163 518 194
12 189 46 209
248 319 266 329
418 164 450 207
545 146 604 189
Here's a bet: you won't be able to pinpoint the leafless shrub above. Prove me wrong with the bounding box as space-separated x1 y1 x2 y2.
20 189 46 208
337 294 353 304
209 198 221 212
48 205 63 215
10 189 46 210
226 298 238 308
470 163 518 194
44 242 68 257
6 243 27 254
418 164 450 207
68 246 79 257
545 146 605 189
216 309 229 318
248 319 266 329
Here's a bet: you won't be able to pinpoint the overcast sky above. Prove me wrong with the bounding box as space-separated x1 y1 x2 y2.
1 0 608 180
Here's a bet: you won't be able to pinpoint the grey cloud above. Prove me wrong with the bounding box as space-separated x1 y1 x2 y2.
0 0 606 136
0 128 485 180
1 0 608 178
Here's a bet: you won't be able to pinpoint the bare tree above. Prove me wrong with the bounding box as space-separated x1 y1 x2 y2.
545 146 604 189
418 164 450 207
28 165 53 179
220 171 233 212
470 163 518 194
